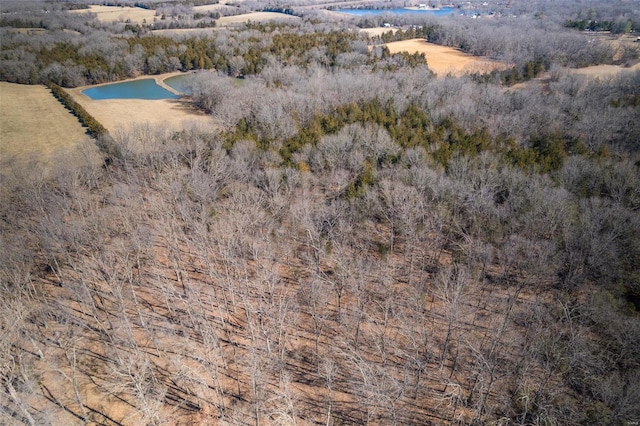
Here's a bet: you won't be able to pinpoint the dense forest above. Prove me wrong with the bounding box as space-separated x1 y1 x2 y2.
1 0 640 425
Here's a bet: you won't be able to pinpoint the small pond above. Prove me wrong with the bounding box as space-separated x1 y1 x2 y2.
334 7 456 16
163 74 194 95
82 78 180 100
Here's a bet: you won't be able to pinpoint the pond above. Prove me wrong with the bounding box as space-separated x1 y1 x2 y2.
334 7 456 17
163 74 194 95
82 78 180 100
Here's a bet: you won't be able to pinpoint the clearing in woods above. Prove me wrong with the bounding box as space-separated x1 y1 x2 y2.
0 82 100 174
69 5 157 24
384 38 509 76
151 12 301 35
66 72 216 136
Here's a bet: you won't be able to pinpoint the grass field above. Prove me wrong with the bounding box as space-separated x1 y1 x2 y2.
569 62 640 77
360 27 399 37
217 11 300 26
0 82 100 174
384 38 508 76
67 73 216 135
152 11 300 35
70 5 157 24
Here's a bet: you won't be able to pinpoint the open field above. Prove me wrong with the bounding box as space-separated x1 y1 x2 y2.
384 38 508 76
192 3 232 13
152 11 301 35
216 11 301 26
581 32 640 62
70 5 157 24
360 26 399 37
67 73 216 135
0 82 100 174
569 62 640 77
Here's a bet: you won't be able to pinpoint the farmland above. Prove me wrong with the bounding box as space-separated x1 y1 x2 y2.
67 73 215 135
0 82 100 175
383 38 508 76
69 5 157 24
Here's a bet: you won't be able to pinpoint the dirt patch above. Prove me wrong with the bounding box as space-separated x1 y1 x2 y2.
384 38 508 76
0 82 101 175
66 73 216 135
70 5 157 24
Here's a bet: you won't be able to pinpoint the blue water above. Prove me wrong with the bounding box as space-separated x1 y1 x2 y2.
82 79 180 100
334 7 456 16
163 74 193 95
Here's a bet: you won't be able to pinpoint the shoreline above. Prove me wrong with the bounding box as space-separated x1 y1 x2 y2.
72 71 189 99
404 6 442 11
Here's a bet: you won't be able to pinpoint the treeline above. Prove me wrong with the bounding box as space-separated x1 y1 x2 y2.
225 96 593 178
0 24 367 85
377 24 438 43
0 17 47 29
46 82 107 136
262 7 296 16
473 57 549 86
564 18 635 33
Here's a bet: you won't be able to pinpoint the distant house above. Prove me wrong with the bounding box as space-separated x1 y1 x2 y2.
383 22 391 28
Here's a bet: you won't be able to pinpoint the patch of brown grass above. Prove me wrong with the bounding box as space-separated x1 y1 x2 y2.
217 11 301 26
360 27 399 37
70 5 157 24
384 38 508 77
0 82 101 175
569 62 640 78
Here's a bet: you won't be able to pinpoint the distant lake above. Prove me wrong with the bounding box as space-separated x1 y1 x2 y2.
334 7 456 17
163 74 194 95
82 79 180 100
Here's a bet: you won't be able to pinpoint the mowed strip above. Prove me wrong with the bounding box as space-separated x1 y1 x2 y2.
385 38 508 76
0 82 98 170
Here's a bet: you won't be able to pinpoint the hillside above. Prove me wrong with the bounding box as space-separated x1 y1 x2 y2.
1 1 639 425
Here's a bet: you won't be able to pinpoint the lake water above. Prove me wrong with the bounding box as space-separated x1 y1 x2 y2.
334 7 456 17
163 74 193 95
82 78 180 100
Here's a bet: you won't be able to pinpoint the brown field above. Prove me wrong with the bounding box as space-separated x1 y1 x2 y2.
582 32 640 62
192 3 230 13
70 5 157 24
384 38 508 76
360 26 399 37
509 62 640 91
0 82 101 175
152 12 301 35
216 11 301 26
66 73 216 136
569 62 640 77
